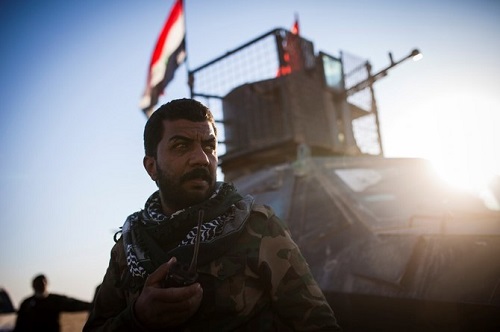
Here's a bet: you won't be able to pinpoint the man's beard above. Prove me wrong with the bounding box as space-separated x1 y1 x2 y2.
156 166 215 211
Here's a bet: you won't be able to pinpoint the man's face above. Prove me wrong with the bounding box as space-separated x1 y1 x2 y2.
144 119 218 214
33 278 47 294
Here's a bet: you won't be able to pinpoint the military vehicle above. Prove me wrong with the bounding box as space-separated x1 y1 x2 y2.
187 28 500 331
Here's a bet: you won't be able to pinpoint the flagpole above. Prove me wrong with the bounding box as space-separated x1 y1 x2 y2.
181 0 194 98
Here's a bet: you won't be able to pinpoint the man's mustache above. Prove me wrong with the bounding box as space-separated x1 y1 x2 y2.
180 168 212 183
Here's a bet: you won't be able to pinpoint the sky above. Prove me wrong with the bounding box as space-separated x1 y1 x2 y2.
1 0 499 308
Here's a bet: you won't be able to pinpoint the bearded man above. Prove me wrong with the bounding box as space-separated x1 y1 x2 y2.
84 98 341 331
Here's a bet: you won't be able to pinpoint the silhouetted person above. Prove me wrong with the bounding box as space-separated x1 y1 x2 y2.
0 288 15 313
14 274 91 332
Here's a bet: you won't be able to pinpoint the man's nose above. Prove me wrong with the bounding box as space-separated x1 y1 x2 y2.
190 145 210 166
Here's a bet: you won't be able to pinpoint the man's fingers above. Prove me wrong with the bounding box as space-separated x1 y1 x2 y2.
159 283 203 323
144 257 177 287
162 282 203 304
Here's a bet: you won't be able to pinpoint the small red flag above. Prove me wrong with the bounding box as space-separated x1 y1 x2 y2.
277 16 301 77
291 18 299 35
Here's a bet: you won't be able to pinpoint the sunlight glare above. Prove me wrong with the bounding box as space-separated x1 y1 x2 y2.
387 91 500 207
430 93 499 193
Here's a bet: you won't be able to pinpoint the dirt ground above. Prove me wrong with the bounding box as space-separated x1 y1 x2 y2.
60 311 89 332
0 311 89 332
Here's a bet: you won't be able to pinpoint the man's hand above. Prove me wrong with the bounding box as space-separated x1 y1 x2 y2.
134 257 203 329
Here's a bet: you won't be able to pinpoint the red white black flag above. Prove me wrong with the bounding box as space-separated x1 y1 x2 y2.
140 0 186 117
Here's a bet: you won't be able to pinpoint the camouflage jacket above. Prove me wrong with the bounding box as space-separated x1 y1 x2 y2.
84 196 340 331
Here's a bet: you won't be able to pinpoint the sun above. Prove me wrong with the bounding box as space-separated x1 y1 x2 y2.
384 90 500 209
429 93 499 191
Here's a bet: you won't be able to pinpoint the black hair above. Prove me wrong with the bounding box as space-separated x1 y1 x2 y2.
144 98 217 157
32 274 47 292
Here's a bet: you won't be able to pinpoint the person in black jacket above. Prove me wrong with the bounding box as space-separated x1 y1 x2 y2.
14 274 91 332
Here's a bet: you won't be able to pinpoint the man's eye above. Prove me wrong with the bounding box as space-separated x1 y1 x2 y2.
174 143 188 150
204 144 216 152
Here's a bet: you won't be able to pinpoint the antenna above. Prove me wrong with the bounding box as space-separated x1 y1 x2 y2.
188 210 203 275
163 209 203 287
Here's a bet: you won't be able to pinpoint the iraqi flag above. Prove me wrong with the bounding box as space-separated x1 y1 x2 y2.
140 0 186 117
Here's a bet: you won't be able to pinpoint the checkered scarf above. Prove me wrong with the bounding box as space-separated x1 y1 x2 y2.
121 182 241 278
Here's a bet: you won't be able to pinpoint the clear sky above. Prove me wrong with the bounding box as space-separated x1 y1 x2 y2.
1 0 499 308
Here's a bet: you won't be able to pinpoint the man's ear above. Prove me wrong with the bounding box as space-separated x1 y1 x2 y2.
143 155 157 181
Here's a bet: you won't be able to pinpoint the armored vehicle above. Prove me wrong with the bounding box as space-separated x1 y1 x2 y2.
187 28 500 331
